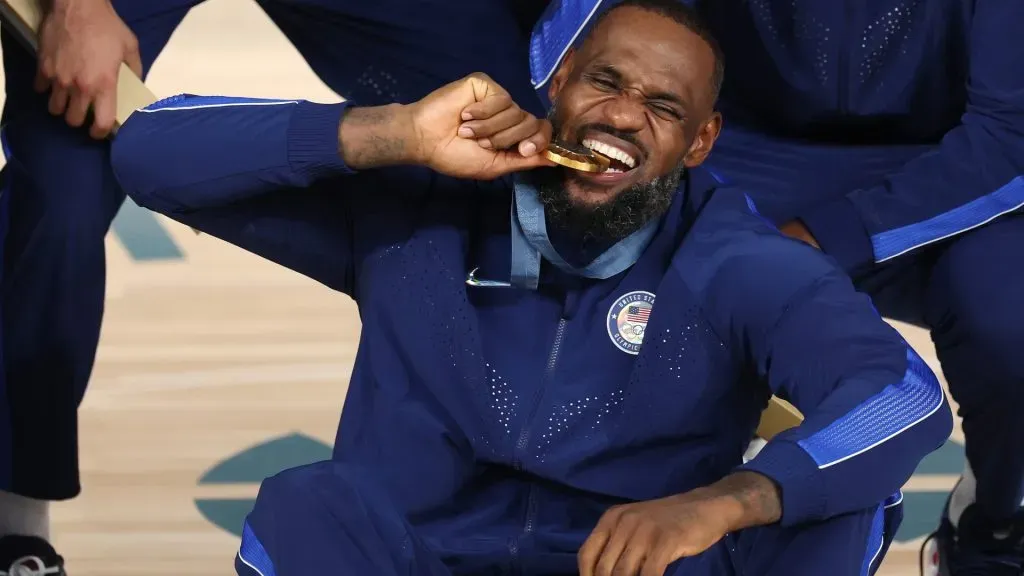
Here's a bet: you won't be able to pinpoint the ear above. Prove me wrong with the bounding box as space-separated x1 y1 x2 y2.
547 48 576 103
683 111 722 168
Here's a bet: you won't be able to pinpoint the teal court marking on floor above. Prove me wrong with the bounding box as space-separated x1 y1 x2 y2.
198 435 966 542
111 199 183 261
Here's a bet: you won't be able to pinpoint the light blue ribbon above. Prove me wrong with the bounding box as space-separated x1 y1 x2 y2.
507 176 658 289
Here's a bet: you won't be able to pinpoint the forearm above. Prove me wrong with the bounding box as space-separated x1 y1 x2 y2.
338 104 420 170
113 95 351 213
699 471 782 531
43 0 108 15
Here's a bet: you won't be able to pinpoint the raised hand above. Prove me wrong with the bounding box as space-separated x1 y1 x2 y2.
407 72 555 180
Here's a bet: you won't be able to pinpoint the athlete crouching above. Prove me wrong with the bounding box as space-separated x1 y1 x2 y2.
110 2 952 574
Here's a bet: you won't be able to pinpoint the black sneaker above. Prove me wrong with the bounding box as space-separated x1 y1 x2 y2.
921 504 1024 576
0 535 65 576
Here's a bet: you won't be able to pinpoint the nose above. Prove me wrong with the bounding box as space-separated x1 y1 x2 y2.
602 89 647 132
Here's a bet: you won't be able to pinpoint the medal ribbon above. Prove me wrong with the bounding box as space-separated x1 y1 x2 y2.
509 175 658 289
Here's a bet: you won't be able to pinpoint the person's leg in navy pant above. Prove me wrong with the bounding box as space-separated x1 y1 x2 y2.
0 3 195 569
0 0 540 568
0 0 194 522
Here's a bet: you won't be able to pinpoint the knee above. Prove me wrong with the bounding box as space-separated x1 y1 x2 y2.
3 147 123 244
254 461 381 515
949 295 1024 375
243 461 414 575
249 460 402 538
928 230 1024 384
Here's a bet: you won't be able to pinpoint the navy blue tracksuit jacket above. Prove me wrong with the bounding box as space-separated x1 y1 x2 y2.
110 95 953 575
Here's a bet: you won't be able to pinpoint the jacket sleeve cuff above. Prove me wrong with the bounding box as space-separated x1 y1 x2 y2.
287 101 356 180
798 196 875 274
738 439 826 526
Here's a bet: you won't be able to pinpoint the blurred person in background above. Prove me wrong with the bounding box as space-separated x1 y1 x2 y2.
0 0 548 572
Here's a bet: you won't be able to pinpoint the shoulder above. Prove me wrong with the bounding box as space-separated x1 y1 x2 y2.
674 186 845 309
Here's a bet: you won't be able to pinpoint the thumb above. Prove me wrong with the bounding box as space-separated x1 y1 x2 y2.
464 72 502 104
124 42 144 78
488 149 557 177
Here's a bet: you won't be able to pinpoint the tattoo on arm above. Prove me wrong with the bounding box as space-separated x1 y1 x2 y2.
338 104 414 170
708 471 783 530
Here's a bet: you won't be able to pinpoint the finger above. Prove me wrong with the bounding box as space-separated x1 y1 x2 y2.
579 531 610 576
638 544 678 576
579 509 624 576
486 115 544 151
48 85 70 116
124 38 144 78
460 91 513 121
35 58 55 93
90 88 116 139
485 148 557 178
463 71 499 102
34 69 51 93
458 106 525 139
481 118 552 157
503 144 559 167
64 90 92 128
517 119 553 157
611 537 649 576
595 521 639 576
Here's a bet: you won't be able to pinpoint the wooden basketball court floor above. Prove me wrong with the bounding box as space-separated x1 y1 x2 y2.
0 1 964 573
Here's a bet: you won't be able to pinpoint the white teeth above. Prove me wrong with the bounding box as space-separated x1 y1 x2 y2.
582 138 636 168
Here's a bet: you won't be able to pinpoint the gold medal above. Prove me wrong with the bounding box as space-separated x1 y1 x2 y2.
544 141 611 173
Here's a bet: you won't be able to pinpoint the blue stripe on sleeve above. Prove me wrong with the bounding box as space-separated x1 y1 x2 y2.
141 95 300 113
796 347 946 469
238 520 276 576
872 175 1024 262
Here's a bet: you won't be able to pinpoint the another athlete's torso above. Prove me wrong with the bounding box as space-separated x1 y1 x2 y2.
699 0 970 144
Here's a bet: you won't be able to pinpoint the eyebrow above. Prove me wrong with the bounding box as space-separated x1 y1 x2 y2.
592 63 688 110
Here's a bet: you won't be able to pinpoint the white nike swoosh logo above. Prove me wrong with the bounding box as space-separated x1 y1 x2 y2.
465 267 511 288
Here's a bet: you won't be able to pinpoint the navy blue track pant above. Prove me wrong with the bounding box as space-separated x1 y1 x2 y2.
235 461 899 576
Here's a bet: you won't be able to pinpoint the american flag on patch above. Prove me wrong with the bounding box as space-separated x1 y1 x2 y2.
626 305 651 323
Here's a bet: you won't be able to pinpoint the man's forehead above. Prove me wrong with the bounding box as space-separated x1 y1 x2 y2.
583 8 712 93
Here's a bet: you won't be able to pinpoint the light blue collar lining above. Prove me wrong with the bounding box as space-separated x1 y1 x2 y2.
508 175 659 289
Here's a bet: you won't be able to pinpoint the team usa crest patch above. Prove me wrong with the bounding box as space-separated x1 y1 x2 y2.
607 291 656 355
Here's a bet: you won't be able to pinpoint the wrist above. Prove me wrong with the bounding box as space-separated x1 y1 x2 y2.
704 471 782 531
47 0 109 13
337 103 418 170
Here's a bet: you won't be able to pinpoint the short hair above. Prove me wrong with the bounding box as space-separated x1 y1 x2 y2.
589 0 725 100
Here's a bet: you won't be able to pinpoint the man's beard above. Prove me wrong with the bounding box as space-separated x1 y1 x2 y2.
535 107 686 242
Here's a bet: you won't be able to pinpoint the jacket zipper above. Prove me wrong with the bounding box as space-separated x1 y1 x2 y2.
513 317 568 469
508 316 569 567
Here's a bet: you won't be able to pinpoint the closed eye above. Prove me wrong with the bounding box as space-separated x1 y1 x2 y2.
586 73 619 92
649 102 682 120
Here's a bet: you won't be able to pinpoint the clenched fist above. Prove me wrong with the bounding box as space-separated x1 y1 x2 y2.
410 73 555 179
339 73 555 180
